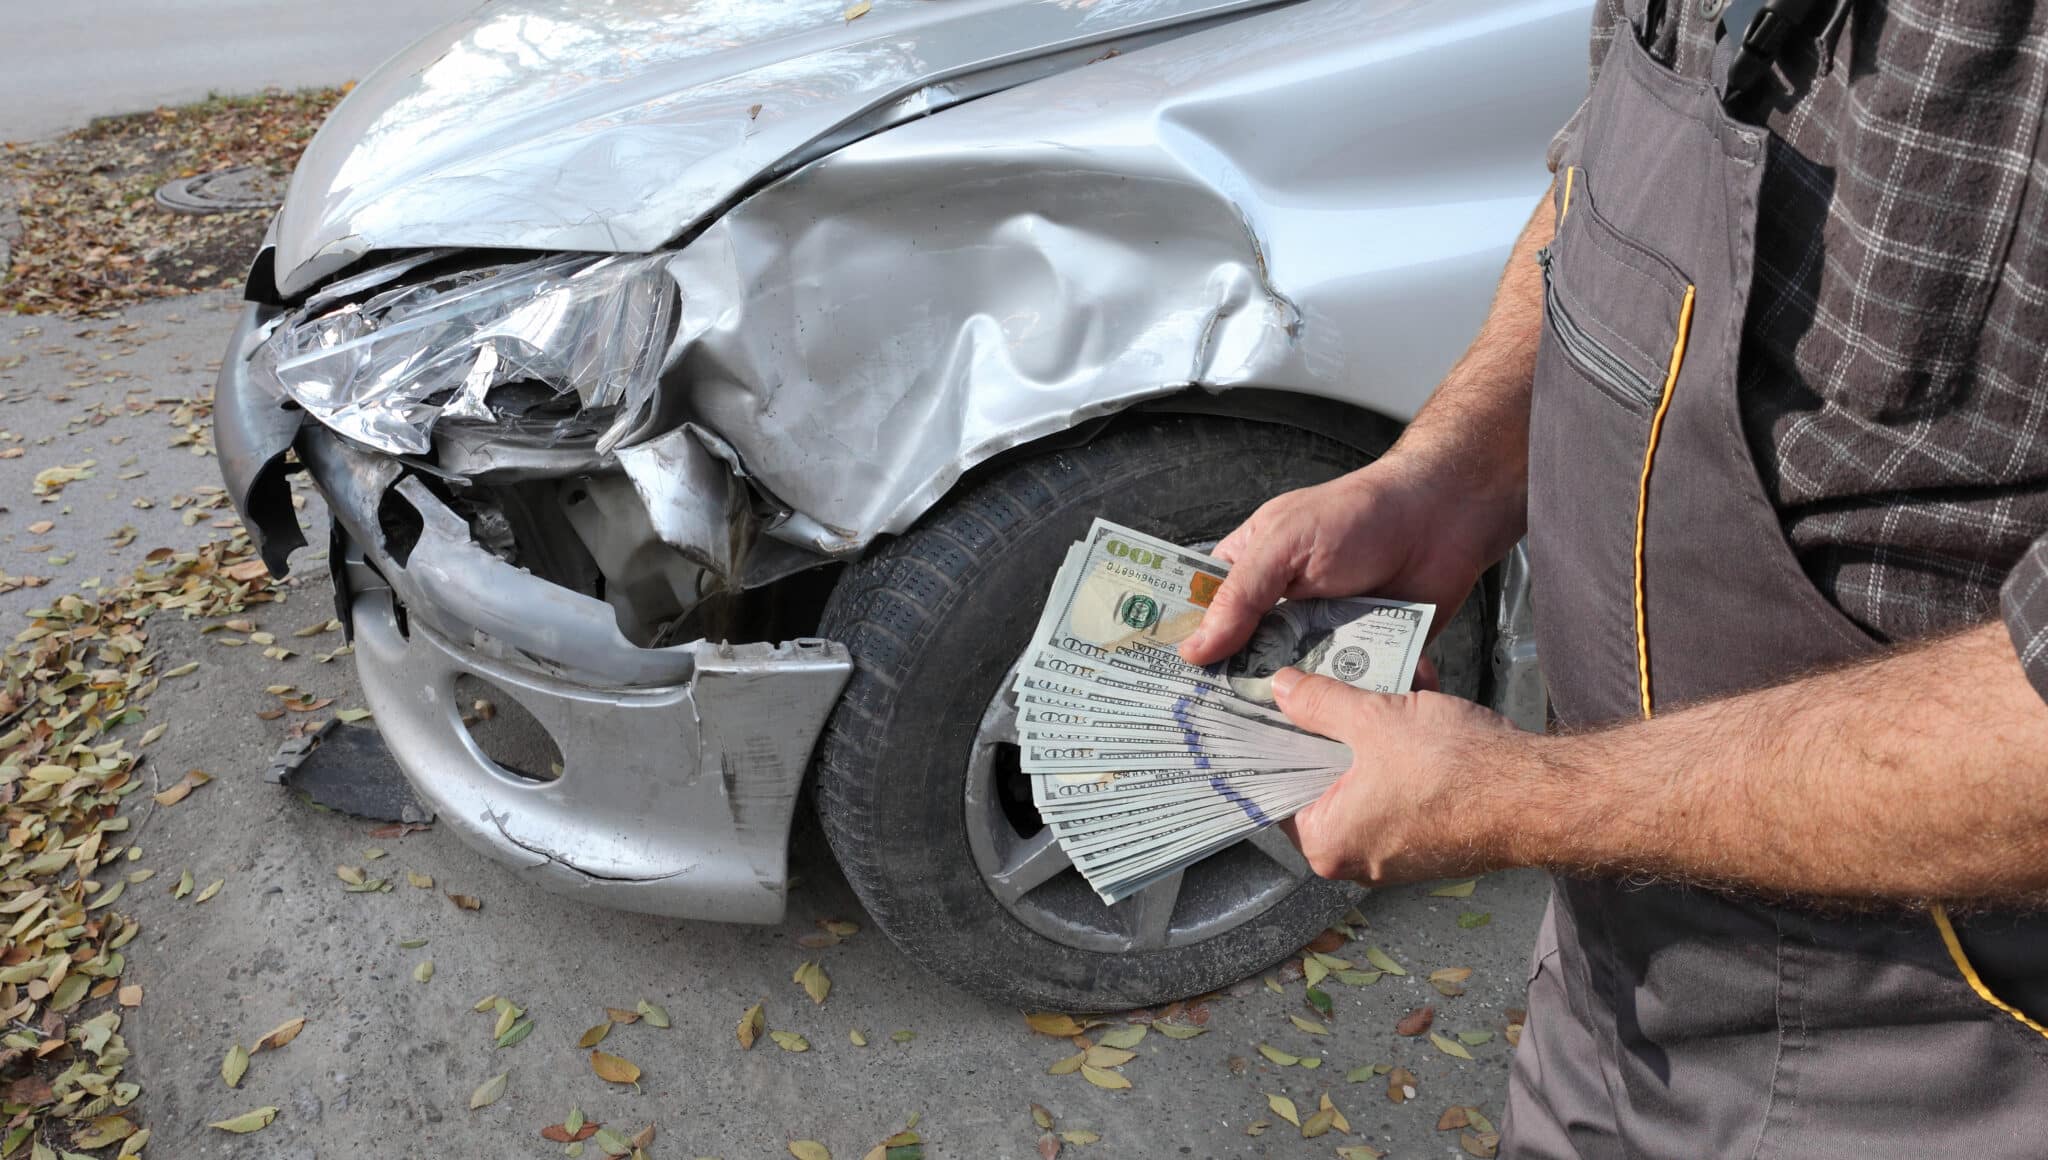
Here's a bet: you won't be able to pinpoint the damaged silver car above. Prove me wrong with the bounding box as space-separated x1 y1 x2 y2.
215 0 1583 1008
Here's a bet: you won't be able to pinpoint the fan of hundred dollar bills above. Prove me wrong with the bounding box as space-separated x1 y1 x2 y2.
1017 519 1434 904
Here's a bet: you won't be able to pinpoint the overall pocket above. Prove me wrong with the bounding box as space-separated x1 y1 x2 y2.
1537 171 1694 416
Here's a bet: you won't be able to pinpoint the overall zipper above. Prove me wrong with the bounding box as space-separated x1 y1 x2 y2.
1537 247 1662 409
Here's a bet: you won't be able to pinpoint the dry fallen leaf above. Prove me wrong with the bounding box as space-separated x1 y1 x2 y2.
470 1072 508 1109
208 1107 278 1133
1082 1045 1135 1068
1439 1106 1472 1131
578 1022 612 1049
849 1028 868 1047
1026 1012 1086 1037
1289 1014 1330 1036
1080 1065 1131 1090
794 960 831 1005
413 960 435 984
1395 1006 1436 1037
1431 878 1479 898
1463 1130 1502 1158
738 1002 765 1049
1256 1043 1298 1066
637 999 671 1028
771 1030 811 1052
118 984 143 1007
1061 1129 1101 1145
843 0 871 19
1430 1032 1475 1060
194 878 224 904
407 870 433 889
1429 966 1474 998
255 1017 307 1052
1266 1093 1300 1126
591 1050 642 1084
1388 1067 1419 1104
1302 1107 1338 1139
1038 1133 1061 1160
1047 1051 1085 1075
447 892 482 911
790 1142 831 1160
1364 946 1408 976
222 1043 249 1087
1095 1024 1147 1050
152 768 211 806
1031 1104 1054 1130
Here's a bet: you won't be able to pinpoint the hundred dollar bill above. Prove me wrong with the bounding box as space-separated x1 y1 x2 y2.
1032 519 1434 703
1014 518 1439 904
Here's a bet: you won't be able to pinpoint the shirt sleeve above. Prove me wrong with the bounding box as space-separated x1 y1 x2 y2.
2002 537 2048 702
1548 0 1631 173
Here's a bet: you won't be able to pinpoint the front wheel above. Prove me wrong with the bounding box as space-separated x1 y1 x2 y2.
813 416 1482 1010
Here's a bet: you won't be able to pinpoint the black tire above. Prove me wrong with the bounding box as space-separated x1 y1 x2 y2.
814 416 1385 1010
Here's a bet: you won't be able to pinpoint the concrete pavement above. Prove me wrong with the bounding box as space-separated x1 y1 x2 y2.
1 0 482 141
0 295 1548 1157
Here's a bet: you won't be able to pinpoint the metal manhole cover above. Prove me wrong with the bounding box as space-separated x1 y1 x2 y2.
154 165 285 214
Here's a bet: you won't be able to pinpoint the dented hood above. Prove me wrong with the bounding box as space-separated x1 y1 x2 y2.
270 0 1280 297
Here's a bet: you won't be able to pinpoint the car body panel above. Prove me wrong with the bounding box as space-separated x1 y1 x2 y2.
270 0 1295 296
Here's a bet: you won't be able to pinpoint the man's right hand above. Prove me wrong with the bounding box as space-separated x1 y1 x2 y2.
1178 455 1506 666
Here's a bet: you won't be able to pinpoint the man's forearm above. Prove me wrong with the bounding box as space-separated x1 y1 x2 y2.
1384 188 1554 559
1498 622 2048 905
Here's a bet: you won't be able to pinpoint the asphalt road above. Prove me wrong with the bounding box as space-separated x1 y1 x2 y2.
0 293 1550 1157
0 0 482 141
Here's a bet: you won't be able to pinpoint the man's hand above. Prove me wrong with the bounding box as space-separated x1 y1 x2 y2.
1178 459 1505 665
1178 190 1558 667
1271 667 1521 885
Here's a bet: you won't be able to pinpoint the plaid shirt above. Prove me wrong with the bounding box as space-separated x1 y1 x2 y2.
1555 0 2048 698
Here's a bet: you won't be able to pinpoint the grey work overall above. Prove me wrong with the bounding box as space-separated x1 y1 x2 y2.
1507 16 2048 1159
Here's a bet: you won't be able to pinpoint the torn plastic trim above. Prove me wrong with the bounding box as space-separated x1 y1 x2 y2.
298 428 700 687
214 302 307 576
347 583 851 921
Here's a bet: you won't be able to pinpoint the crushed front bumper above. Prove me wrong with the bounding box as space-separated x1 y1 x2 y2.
217 304 851 922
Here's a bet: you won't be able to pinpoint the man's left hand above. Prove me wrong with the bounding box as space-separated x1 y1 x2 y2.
1272 667 1524 885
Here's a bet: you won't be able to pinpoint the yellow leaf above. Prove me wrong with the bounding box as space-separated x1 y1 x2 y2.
1289 1014 1330 1036
469 1072 507 1109
1321 1093 1352 1134
1304 956 1329 987
1047 1051 1085 1075
843 0 871 20
194 878 223 904
577 1022 611 1048
1080 1065 1130 1090
1082 1045 1135 1068
1031 1104 1054 1130
208 1107 277 1133
1430 879 1478 898
794 960 831 1005
336 865 364 886
222 1043 248 1087
849 1028 868 1047
591 1050 641 1083
738 1002 765 1049
1266 1094 1300 1126
1364 946 1407 976
1302 1107 1338 1139
152 769 210 806
1025 1012 1084 1037
771 1030 811 1052
637 999 670 1028
1430 1032 1474 1060
254 1017 306 1052
413 960 434 984
406 871 432 889
790 1142 831 1160
1256 1043 1298 1066
1095 1025 1147 1050
1061 1129 1101 1145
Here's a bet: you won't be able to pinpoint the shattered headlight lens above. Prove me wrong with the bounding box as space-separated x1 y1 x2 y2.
258 252 678 456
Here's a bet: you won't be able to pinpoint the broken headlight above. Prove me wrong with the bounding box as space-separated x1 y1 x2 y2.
258 253 678 456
